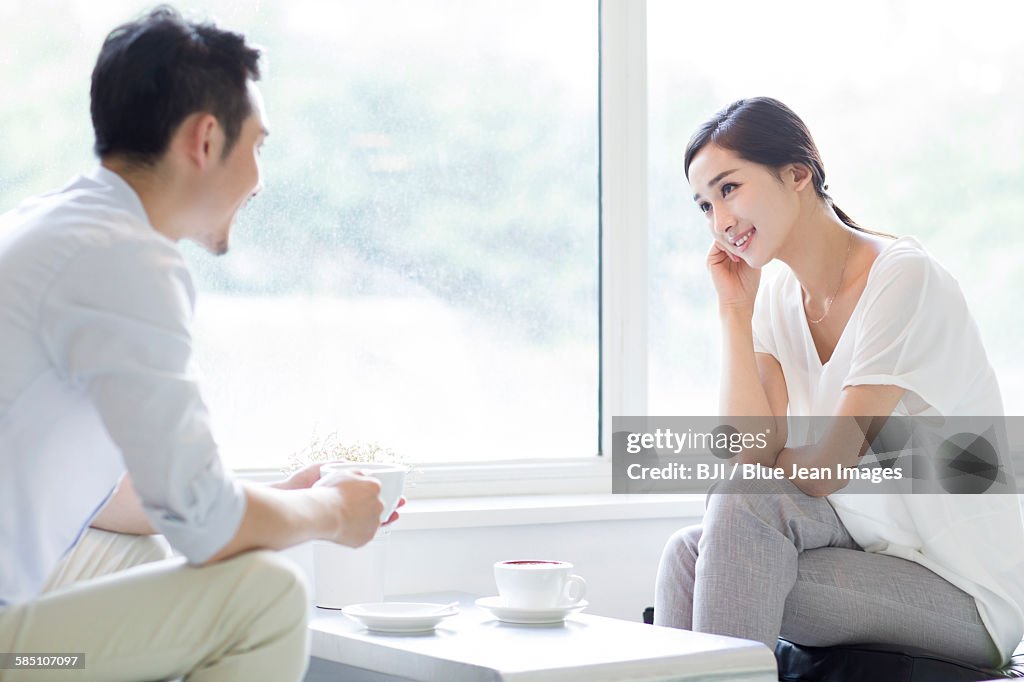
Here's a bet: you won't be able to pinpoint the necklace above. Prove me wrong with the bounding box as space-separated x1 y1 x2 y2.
806 230 853 325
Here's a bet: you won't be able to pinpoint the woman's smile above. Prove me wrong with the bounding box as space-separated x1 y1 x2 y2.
728 227 756 252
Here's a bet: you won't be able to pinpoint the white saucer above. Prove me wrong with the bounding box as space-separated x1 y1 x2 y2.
342 602 459 633
475 596 588 624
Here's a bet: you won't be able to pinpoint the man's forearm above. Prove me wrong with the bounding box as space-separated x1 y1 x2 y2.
93 469 383 563
203 483 337 564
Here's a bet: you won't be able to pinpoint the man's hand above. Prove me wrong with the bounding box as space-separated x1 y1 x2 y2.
317 471 384 548
106 464 407 565
383 497 406 526
271 462 407 526
270 461 327 491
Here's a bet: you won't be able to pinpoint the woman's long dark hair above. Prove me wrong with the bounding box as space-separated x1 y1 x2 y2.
684 97 888 236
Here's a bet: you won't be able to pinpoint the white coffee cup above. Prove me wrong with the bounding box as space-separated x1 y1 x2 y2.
315 462 407 523
493 560 587 609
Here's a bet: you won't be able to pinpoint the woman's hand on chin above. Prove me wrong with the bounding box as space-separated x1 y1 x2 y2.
706 239 760 313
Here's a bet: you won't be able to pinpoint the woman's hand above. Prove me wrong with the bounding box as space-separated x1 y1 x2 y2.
706 239 761 313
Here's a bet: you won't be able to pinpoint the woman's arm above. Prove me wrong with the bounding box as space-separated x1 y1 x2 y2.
719 305 789 464
775 383 905 496
707 237 789 463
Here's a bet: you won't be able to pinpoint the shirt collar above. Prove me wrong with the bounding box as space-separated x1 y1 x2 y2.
84 165 155 230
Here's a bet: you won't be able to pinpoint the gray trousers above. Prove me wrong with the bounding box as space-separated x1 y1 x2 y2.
654 476 1001 668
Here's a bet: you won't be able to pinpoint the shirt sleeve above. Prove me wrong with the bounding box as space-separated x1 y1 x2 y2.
37 238 245 564
843 247 974 415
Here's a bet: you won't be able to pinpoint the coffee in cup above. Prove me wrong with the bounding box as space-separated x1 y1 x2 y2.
315 462 406 523
493 560 587 609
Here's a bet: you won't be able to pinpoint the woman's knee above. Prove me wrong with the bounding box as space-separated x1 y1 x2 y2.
703 474 803 534
661 525 702 565
709 470 804 498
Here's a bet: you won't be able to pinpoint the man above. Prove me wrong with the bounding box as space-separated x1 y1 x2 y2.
0 7 393 681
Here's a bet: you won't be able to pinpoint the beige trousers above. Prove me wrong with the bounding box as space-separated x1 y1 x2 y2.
0 529 310 681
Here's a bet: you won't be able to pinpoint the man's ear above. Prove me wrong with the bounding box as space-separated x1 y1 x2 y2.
180 113 221 170
786 163 814 193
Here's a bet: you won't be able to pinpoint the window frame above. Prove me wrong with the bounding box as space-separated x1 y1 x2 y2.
239 0 650 497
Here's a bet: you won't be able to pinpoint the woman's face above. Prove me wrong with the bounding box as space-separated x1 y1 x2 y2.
688 144 803 269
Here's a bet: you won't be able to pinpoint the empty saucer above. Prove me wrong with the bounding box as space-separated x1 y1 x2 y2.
342 602 459 633
475 596 588 624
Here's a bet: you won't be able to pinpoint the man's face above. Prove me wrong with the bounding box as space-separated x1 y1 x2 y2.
195 81 269 255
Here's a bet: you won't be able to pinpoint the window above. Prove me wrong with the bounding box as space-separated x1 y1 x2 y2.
0 0 599 469
648 0 1024 415
6 0 1012 480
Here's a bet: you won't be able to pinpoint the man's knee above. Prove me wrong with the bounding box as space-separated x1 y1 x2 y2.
130 534 175 564
230 550 310 625
183 552 310 678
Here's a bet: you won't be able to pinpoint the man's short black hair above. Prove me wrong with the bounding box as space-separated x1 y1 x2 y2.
90 5 262 164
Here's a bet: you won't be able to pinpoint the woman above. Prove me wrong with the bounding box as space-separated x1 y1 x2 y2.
654 97 1024 667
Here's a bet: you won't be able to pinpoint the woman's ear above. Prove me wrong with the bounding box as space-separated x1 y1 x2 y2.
787 163 814 192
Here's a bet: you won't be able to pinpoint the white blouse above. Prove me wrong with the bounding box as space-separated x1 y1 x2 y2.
752 235 1024 661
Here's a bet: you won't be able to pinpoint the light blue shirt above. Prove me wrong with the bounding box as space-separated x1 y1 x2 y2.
0 167 246 606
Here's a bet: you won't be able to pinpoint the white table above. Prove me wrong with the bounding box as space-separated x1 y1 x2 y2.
305 593 777 681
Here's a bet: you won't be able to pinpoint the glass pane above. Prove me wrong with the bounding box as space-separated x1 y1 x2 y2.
648 0 1024 414
0 0 599 467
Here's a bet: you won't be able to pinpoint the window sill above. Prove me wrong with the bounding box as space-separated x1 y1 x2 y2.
376 492 704 532
238 457 619 499
238 461 707 531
